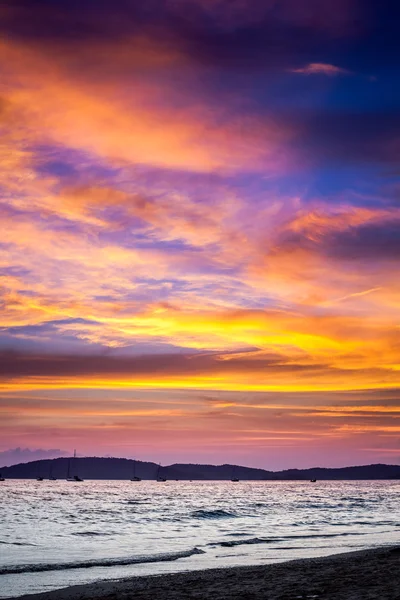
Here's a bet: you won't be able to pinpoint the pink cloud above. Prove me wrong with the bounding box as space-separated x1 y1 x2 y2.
0 39 292 175
290 62 351 76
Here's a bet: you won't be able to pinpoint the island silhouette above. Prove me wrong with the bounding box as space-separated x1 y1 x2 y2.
1 458 399 480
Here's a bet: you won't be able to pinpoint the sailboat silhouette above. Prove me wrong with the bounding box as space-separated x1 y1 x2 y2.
131 460 141 481
36 463 44 481
156 463 166 482
230 466 239 482
66 450 84 482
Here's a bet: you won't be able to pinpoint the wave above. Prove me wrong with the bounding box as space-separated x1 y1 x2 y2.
210 531 369 548
340 496 366 502
0 541 37 547
71 531 114 537
281 532 367 539
211 537 271 548
0 548 205 575
295 503 346 510
191 509 236 519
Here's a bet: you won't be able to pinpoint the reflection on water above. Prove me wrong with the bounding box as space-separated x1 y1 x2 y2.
1 480 399 597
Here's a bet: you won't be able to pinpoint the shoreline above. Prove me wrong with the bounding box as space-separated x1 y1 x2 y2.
10 546 400 600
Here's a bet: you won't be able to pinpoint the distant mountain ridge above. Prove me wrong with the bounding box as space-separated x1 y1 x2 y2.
1 457 399 480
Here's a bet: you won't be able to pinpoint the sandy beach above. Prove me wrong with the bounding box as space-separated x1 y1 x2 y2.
12 546 400 600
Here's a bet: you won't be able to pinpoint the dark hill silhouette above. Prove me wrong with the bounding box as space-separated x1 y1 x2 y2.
1 458 399 480
169 463 274 480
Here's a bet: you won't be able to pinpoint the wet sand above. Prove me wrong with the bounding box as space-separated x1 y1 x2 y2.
12 546 400 600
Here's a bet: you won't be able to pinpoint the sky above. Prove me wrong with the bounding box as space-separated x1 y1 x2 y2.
1 0 400 469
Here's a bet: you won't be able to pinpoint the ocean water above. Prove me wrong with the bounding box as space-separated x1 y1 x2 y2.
0 480 399 598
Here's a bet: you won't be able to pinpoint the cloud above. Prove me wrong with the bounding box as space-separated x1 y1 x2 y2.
2 185 400 377
0 447 68 467
1 304 400 393
326 219 400 261
271 207 400 264
0 39 291 176
290 62 351 76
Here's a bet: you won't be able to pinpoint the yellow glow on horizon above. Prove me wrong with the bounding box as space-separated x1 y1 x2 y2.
2 373 400 393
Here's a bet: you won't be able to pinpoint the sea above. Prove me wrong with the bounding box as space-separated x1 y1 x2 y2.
0 480 399 598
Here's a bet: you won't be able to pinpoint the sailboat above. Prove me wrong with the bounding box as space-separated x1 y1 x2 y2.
66 450 84 482
66 458 74 481
0 473 5 482
156 463 166 482
131 460 141 482
36 464 44 481
230 466 239 482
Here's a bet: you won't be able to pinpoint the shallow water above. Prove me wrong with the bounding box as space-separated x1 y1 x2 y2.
0 480 399 598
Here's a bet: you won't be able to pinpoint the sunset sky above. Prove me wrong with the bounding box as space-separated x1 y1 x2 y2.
1 0 400 469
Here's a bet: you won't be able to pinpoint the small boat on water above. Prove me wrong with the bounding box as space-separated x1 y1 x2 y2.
68 475 83 482
156 463 166 482
230 466 239 482
310 479 317 483
66 451 84 482
0 473 5 482
36 464 43 481
131 460 141 482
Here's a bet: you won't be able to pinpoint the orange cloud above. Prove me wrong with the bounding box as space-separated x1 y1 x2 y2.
0 39 290 175
2 191 400 390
